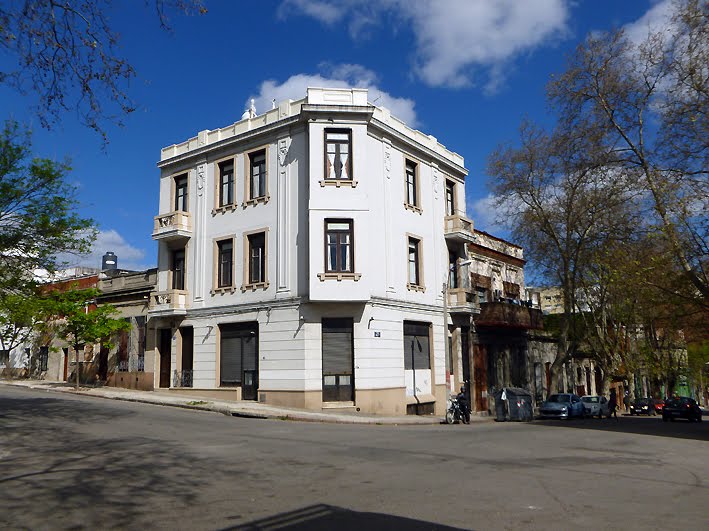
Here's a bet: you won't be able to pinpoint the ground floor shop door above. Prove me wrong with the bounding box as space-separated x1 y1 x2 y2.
322 318 354 402
220 323 259 400
159 328 171 388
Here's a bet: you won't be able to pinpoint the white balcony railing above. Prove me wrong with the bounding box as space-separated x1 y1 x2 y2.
444 214 475 243
148 289 189 314
152 211 192 241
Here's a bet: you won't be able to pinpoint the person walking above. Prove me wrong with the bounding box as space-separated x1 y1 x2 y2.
623 391 630 412
608 394 618 420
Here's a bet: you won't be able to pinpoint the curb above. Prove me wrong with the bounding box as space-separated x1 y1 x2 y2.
0 380 451 425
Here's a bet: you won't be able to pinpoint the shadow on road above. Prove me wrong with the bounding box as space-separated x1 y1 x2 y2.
532 414 708 441
0 393 240 529
221 503 471 531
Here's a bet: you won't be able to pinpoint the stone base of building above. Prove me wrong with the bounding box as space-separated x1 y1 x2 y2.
107 371 154 391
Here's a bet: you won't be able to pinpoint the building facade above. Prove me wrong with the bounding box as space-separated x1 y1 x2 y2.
97 268 157 390
149 88 474 415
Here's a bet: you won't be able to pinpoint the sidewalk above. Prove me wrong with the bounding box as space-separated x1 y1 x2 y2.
0 379 491 425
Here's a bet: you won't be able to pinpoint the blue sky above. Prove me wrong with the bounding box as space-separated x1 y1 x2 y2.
0 0 677 271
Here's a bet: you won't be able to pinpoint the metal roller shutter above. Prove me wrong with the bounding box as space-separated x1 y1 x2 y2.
322 319 353 376
220 335 242 386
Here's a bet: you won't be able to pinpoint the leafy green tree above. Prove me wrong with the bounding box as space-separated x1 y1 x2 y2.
0 290 44 356
0 120 95 295
0 0 206 142
42 288 130 389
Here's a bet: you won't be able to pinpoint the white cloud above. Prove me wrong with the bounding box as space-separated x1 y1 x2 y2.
468 193 511 235
248 64 418 127
58 229 150 271
623 0 676 45
279 0 569 90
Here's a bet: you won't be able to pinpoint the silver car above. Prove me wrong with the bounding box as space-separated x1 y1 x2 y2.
581 395 609 418
539 394 586 419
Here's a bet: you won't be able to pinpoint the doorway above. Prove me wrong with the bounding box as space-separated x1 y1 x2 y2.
179 326 193 387
322 318 354 402
220 322 259 400
159 328 172 388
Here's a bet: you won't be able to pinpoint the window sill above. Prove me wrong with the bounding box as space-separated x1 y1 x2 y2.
211 286 237 295
319 179 358 188
318 272 362 281
242 281 269 292
406 283 426 293
212 204 238 215
404 203 422 214
243 195 270 207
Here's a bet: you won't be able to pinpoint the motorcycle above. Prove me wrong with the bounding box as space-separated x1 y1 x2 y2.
445 395 469 424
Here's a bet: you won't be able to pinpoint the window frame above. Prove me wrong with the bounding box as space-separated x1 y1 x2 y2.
406 235 424 291
445 180 455 217
242 229 269 290
216 238 234 289
173 173 189 212
171 248 186 290
243 146 270 206
404 158 421 212
217 158 236 208
324 219 354 274
323 128 354 185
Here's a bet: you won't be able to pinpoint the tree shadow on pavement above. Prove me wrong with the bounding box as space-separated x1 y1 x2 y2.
0 393 248 530
533 415 708 441
221 503 472 531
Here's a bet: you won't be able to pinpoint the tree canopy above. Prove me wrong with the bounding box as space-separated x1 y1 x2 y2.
0 121 96 294
0 0 206 142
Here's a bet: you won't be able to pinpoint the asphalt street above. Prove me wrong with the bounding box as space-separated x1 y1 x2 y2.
0 385 707 530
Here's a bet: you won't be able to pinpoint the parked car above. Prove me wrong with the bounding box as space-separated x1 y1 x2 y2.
630 397 657 416
653 398 665 414
662 397 703 422
581 395 609 418
539 394 586 419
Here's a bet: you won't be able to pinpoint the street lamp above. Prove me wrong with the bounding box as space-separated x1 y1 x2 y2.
443 258 472 405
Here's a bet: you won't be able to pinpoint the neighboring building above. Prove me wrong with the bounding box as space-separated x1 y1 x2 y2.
97 268 157 390
149 87 473 415
464 230 547 413
37 269 100 382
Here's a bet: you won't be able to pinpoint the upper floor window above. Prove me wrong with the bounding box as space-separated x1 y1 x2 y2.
249 149 267 200
408 237 422 288
405 160 419 208
325 129 351 180
172 248 185 290
247 232 266 285
174 174 188 212
218 160 234 207
325 219 353 273
217 239 233 288
445 180 455 216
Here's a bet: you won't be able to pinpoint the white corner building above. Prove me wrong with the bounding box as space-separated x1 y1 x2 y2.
149 88 474 415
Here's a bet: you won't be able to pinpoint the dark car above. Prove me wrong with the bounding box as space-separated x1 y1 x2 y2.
662 397 703 422
629 397 657 416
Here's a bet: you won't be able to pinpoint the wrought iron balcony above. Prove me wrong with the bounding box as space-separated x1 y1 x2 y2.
152 211 192 241
476 301 544 330
444 214 475 243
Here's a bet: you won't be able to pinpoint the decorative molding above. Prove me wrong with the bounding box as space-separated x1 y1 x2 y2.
317 272 362 282
197 164 205 196
278 137 289 166
384 141 391 180
319 179 358 188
